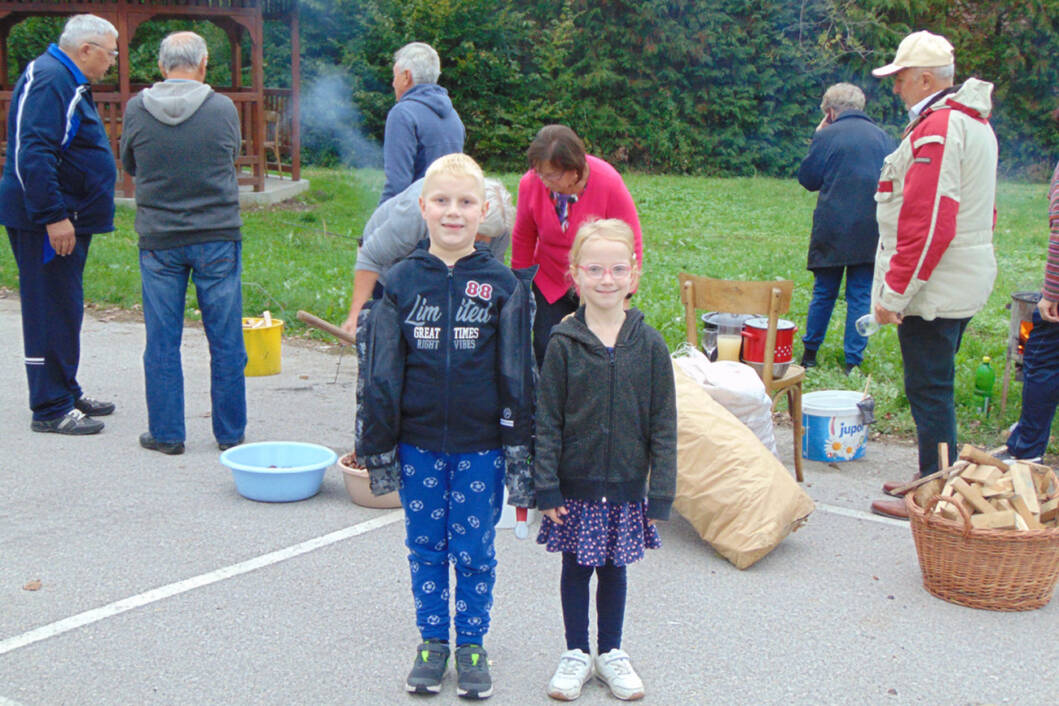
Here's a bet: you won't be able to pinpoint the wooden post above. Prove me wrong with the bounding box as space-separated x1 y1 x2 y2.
289 1 301 181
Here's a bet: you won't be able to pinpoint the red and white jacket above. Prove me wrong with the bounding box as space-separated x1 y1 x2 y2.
872 78 998 320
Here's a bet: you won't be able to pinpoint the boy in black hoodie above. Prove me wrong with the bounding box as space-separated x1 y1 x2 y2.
357 153 535 699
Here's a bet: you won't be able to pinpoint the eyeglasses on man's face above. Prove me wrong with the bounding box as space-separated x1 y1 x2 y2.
86 41 119 58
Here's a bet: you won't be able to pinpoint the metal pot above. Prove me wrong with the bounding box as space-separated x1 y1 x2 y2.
741 317 796 376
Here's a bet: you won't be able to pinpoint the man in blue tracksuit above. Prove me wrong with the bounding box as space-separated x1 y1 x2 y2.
379 42 465 205
0 14 118 435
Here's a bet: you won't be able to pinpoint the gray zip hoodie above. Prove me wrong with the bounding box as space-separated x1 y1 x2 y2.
120 80 242 249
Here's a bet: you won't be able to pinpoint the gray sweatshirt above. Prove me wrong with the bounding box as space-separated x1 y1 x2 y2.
357 178 510 286
120 80 242 249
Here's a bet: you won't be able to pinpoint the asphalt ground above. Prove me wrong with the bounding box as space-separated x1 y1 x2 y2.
0 291 1054 706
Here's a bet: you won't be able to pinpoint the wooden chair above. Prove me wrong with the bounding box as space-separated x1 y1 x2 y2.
263 110 284 174
678 273 805 482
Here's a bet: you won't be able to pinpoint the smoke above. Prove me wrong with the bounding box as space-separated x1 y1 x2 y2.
300 70 382 168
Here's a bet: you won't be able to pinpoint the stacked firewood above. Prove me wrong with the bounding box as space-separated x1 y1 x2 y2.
907 445 1059 530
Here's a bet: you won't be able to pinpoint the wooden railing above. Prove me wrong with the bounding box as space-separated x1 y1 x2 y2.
0 86 296 197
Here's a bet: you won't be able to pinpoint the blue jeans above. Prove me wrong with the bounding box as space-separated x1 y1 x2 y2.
398 444 504 645
803 264 873 365
1007 311 1059 459
140 241 247 444
898 315 970 475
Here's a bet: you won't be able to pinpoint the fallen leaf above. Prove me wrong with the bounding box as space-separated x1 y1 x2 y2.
872 576 879 581
299 374 309 380
887 688 897 695
23 579 42 591
828 462 840 470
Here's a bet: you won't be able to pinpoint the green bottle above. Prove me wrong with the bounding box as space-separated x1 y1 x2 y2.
973 356 995 415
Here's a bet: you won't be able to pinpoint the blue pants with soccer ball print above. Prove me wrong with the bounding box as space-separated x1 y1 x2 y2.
398 443 505 646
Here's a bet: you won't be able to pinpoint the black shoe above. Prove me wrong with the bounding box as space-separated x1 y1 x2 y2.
31 409 104 435
406 640 450 694
139 432 185 455
800 348 817 368
218 436 245 451
845 363 859 376
455 644 492 699
74 395 115 416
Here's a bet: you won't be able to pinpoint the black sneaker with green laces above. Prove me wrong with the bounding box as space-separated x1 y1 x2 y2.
406 640 450 694
455 644 492 699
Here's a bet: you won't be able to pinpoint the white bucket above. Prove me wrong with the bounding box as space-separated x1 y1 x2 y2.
802 390 868 462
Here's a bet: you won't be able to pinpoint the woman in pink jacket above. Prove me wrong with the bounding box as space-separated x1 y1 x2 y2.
511 125 643 365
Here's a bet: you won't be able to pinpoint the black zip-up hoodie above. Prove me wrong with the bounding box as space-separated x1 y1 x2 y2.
533 307 677 520
356 242 536 506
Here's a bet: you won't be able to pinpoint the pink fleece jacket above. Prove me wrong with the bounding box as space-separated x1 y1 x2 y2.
510 155 643 303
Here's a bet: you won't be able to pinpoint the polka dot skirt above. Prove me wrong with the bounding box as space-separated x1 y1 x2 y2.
536 498 661 567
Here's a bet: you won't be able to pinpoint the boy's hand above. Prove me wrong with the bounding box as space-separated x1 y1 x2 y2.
543 506 568 525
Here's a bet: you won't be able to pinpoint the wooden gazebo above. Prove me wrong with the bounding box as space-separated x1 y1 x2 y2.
0 0 301 196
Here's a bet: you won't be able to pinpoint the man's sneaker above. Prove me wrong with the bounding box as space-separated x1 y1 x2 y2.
74 396 115 416
139 432 185 456
993 448 1042 464
31 409 104 435
594 649 644 701
218 437 245 451
406 640 450 694
455 644 492 699
547 649 592 701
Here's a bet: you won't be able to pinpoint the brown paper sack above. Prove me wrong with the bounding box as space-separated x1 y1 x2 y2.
672 365 814 569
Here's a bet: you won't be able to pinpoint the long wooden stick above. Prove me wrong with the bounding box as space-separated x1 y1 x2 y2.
296 310 357 345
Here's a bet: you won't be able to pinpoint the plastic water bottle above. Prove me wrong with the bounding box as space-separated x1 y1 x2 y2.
973 356 995 415
855 313 880 337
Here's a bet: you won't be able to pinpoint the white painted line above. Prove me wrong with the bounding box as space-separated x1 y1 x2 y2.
0 510 403 657
816 502 913 529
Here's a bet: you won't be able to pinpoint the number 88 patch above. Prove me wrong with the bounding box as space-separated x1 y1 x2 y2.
464 280 493 301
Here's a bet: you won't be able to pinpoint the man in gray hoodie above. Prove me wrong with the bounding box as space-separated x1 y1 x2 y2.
120 31 246 456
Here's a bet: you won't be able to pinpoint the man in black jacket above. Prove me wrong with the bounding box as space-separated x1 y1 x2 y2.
797 83 894 374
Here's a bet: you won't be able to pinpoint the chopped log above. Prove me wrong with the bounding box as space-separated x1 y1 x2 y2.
1010 464 1041 515
970 510 1017 529
1040 498 1059 523
951 477 999 515
960 464 1001 485
1010 495 1044 530
958 444 1010 472
888 460 969 497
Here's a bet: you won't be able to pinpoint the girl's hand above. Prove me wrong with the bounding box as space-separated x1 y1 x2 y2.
544 506 568 525
646 518 655 527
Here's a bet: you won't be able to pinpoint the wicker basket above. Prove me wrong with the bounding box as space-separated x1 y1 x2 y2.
906 493 1059 611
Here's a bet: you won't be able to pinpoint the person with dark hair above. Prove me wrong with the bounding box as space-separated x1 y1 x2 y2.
995 158 1059 464
797 82 894 374
511 125 643 366
0 14 119 435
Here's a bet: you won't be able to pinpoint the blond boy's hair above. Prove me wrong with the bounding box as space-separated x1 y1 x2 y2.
569 218 638 270
422 153 485 199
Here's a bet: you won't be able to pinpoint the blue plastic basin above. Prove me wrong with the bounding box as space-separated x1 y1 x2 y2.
220 441 337 502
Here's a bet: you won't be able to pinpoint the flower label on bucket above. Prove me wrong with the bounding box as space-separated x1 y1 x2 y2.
802 390 869 462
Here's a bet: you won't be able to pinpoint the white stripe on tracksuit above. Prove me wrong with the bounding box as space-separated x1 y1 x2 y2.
13 60 86 189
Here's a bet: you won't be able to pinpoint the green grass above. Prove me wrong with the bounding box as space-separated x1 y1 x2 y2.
0 167 1051 450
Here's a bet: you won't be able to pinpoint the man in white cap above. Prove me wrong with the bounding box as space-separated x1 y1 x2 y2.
867 30 999 520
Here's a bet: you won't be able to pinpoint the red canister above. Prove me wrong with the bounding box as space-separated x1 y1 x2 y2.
740 317 797 364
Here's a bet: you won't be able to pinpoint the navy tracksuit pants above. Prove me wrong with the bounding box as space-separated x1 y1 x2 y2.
398 443 504 646
6 227 90 421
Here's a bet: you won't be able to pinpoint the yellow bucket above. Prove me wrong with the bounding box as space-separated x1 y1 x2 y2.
242 317 284 376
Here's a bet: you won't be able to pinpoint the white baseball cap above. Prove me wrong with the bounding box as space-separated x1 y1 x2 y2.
872 31 954 77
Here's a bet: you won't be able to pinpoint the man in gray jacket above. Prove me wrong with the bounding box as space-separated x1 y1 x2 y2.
120 31 246 455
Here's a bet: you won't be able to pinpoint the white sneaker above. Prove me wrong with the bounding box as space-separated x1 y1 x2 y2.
594 648 644 701
547 649 592 701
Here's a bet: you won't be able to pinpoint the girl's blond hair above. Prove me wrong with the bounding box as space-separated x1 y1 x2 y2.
569 218 638 269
